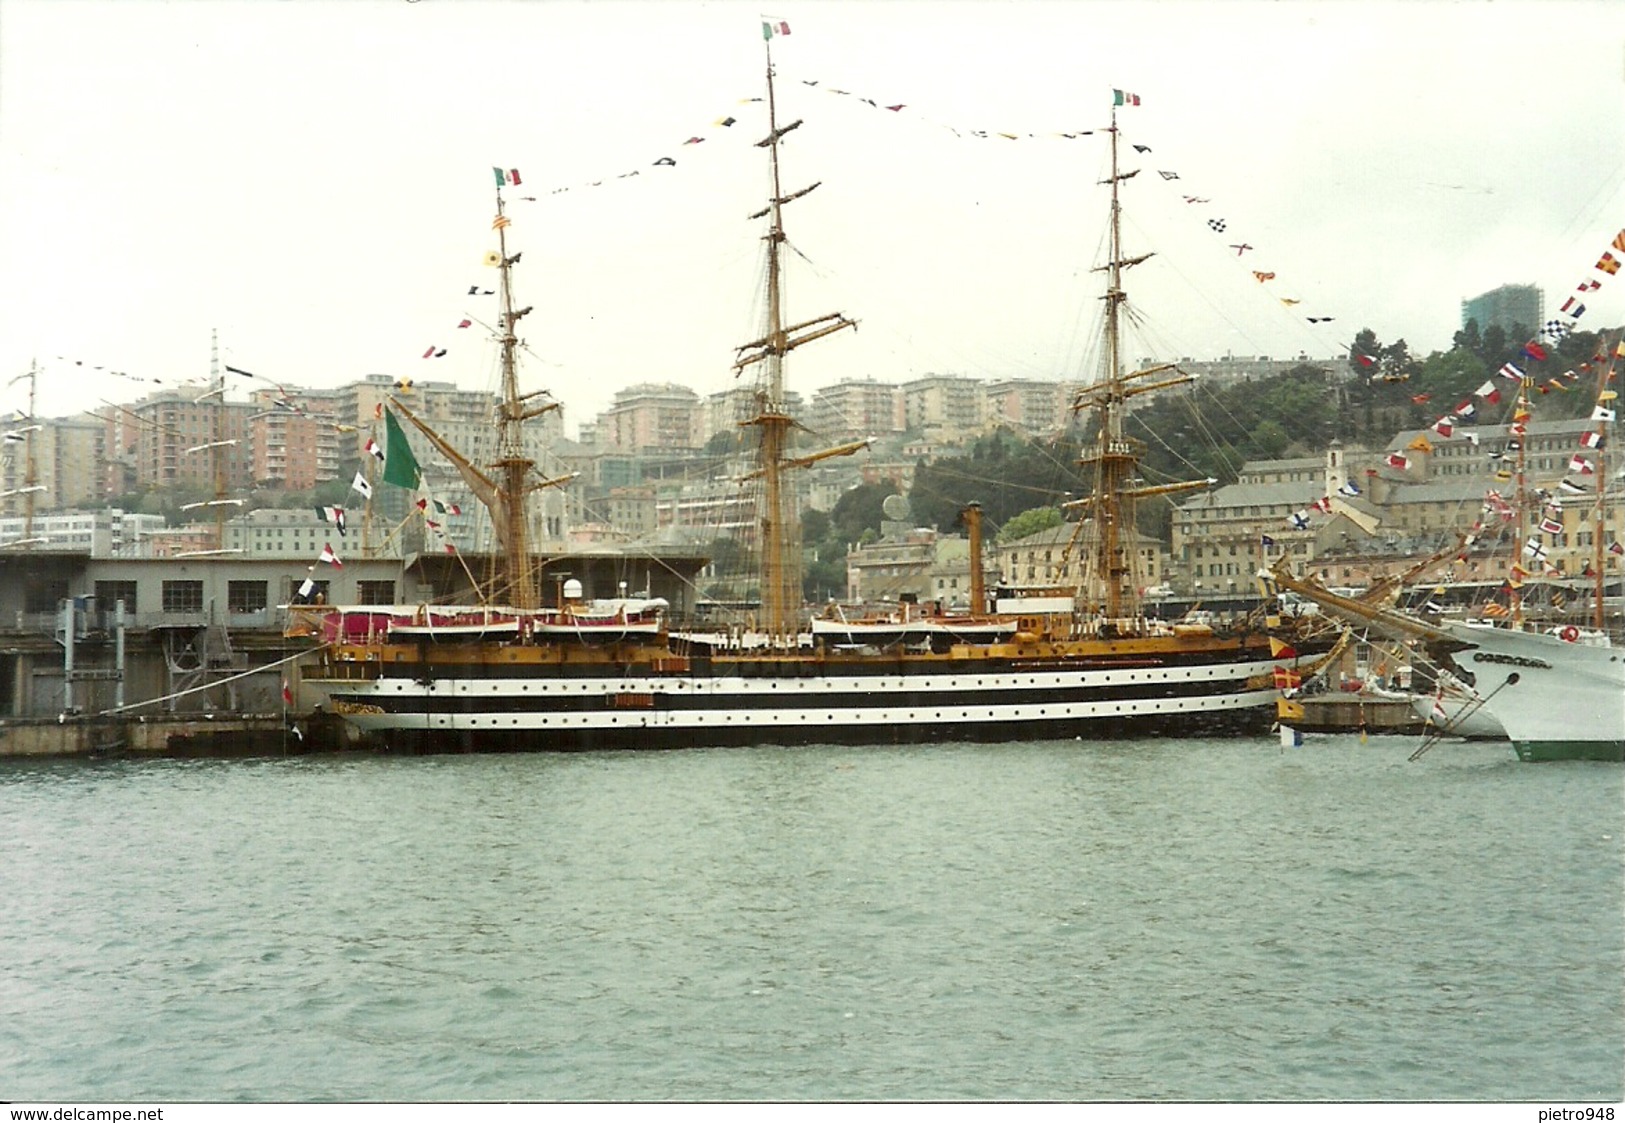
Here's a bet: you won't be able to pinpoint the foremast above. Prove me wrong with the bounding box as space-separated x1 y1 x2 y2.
734 37 859 641
1071 104 1211 625
392 182 559 610
1587 334 1617 633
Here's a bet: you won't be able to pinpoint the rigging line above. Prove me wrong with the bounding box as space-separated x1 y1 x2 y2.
1123 216 1327 366
98 643 331 717
1202 366 1329 451
1127 402 1218 483
1554 162 1625 249
1173 390 1244 474
911 465 1081 507
1122 140 1343 356
1193 373 1336 464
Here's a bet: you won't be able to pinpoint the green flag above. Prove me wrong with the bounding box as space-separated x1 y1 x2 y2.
382 408 421 489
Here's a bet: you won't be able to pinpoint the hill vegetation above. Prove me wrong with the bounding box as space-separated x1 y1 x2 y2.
891 322 1616 551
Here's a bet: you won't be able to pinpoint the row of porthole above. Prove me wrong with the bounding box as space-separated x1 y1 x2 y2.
413 694 1250 727
377 676 1254 702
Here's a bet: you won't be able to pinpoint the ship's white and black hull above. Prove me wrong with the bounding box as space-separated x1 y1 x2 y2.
308 650 1285 752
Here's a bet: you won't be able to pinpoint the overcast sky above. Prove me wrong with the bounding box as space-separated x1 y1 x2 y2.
2 0 1623 433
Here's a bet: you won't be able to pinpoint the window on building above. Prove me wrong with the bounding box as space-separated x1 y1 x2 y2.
95 580 139 614
227 580 268 614
162 580 205 613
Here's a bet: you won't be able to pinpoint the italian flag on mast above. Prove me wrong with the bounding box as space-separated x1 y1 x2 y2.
762 18 790 39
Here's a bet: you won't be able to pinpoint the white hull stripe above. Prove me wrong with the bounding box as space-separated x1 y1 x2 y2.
339 687 1281 734
318 656 1284 700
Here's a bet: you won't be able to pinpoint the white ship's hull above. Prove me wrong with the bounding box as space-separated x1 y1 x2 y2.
305 651 1286 751
1410 680 1507 741
1434 623 1624 762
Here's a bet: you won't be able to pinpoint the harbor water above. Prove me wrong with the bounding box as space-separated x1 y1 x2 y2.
2 735 1620 1103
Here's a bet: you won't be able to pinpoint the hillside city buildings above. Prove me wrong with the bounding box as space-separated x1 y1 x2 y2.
3 343 1619 618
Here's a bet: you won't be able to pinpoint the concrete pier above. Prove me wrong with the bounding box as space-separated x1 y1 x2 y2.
1294 695 1424 736
0 711 354 759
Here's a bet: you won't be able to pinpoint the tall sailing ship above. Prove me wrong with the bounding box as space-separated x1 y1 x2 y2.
289 46 1335 752
1271 347 1624 763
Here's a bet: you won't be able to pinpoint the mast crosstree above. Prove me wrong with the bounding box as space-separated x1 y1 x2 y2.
391 182 562 610
1072 105 1209 625
737 39 860 641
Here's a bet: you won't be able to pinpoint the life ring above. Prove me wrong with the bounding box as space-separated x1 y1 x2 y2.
1560 625 1579 643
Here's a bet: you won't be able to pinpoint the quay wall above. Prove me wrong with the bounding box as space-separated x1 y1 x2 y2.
0 712 355 759
1294 696 1423 735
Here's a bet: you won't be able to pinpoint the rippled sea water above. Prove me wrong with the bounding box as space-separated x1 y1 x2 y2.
1 734 1620 1103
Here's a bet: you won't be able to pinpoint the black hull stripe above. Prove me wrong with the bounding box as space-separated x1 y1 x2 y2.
336 706 1275 753
330 675 1260 715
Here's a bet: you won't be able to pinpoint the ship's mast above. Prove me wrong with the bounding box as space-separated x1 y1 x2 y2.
491 188 539 609
1072 105 1207 626
391 182 559 608
1511 384 1531 629
1590 336 1616 632
360 415 377 558
735 39 858 641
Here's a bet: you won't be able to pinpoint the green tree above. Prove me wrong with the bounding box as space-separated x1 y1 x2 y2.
1453 318 1483 357
1249 418 1291 460
803 548 847 603
829 483 897 544
801 508 831 545
996 505 1064 544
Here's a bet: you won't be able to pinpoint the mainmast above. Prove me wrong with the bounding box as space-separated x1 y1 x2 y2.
735 35 858 641
1072 104 1207 626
